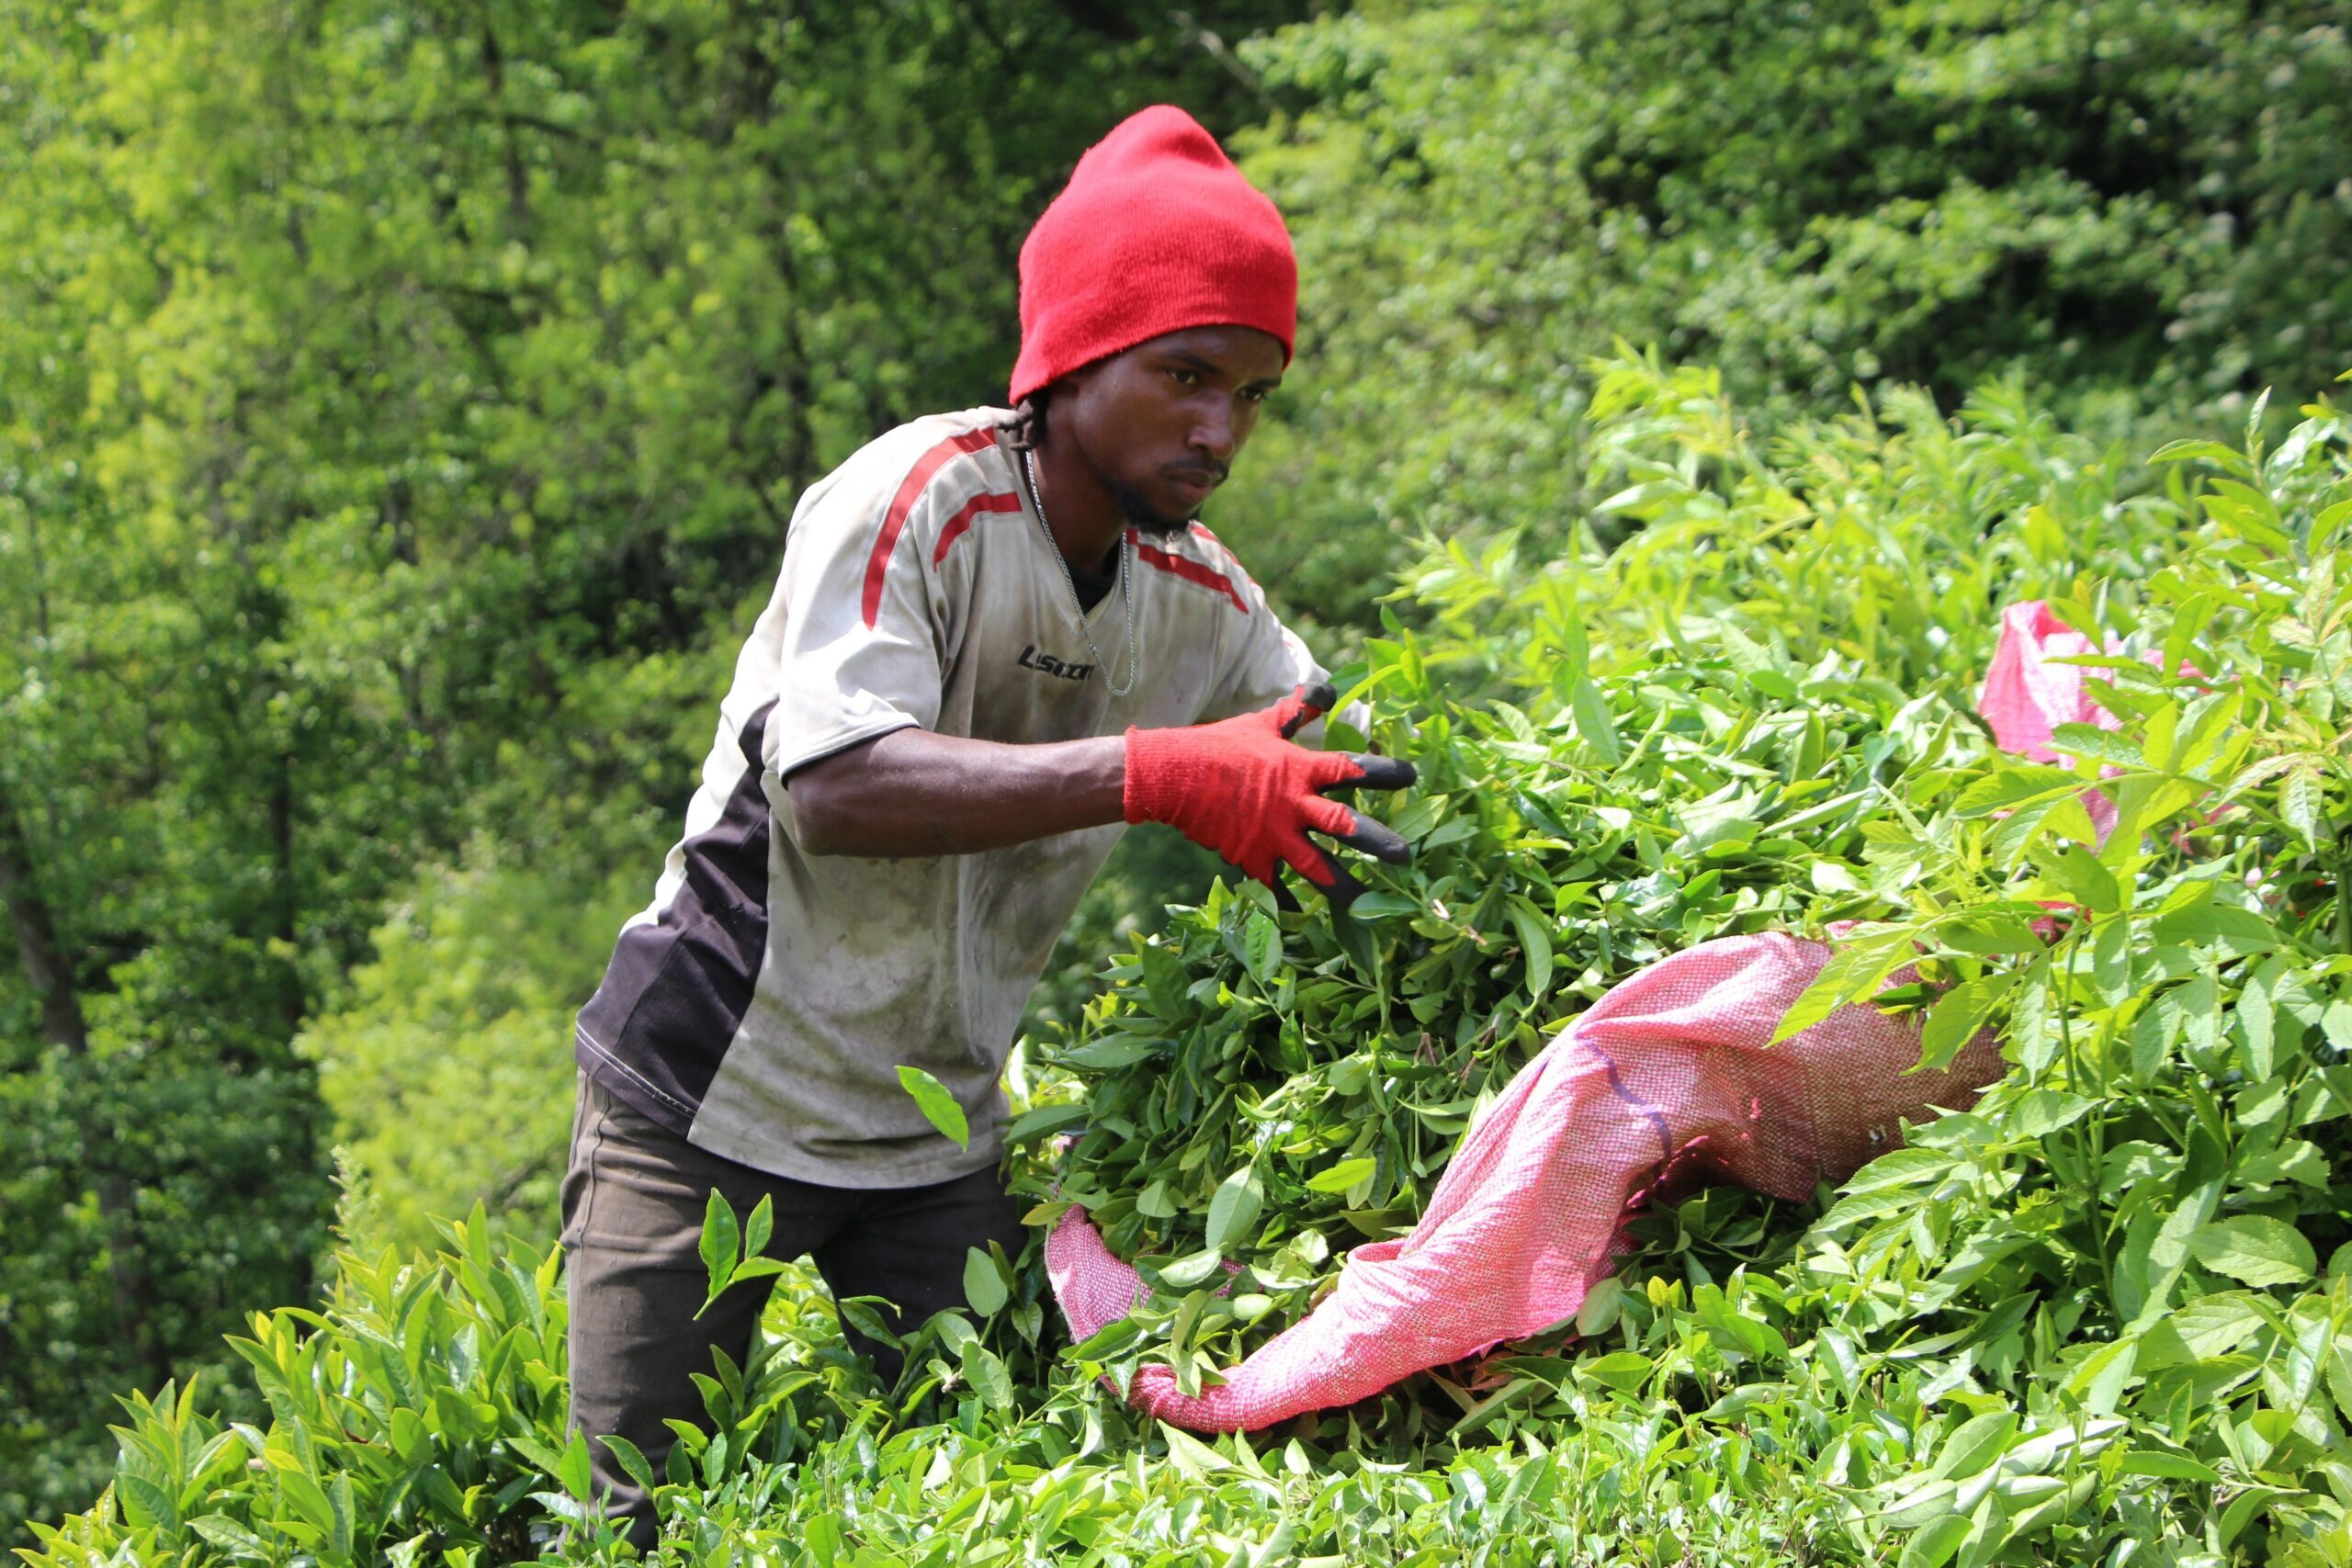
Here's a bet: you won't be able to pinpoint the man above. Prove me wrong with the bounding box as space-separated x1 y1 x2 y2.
560 104 1412 1544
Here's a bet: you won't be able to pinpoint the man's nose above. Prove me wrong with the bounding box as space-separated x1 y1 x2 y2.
1191 400 1238 465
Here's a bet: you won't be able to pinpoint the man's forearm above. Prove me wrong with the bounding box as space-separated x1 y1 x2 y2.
786 728 1127 857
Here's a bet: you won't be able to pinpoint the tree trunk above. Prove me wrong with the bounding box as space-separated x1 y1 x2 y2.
0 777 85 1055
271 747 303 1035
0 775 166 1384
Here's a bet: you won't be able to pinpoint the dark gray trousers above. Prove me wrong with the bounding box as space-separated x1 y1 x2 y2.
560 1074 1025 1548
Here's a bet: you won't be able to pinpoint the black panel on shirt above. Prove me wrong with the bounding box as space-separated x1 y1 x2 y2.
574 700 776 1133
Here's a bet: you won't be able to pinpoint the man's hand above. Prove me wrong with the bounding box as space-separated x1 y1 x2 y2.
1123 683 1415 909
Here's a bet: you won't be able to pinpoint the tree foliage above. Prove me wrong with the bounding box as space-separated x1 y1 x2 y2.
1221 0 2352 621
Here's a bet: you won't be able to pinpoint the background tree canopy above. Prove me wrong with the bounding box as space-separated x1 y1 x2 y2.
1223 0 2352 621
0 0 2345 1541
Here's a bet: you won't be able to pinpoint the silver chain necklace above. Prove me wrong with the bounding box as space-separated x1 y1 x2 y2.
1023 448 1141 697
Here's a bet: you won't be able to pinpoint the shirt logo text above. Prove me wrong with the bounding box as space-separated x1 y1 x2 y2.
1017 644 1093 682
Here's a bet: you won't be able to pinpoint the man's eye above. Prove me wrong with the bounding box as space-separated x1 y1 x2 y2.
1169 368 1199 387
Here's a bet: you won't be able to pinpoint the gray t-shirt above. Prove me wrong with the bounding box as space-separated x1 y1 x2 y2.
574 408 1321 1186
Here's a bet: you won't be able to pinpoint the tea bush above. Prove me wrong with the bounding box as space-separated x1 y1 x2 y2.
26 366 2352 1565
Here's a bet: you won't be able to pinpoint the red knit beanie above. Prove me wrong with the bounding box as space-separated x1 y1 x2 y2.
1010 105 1296 405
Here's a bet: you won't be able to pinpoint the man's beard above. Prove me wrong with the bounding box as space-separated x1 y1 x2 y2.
1090 459 1197 538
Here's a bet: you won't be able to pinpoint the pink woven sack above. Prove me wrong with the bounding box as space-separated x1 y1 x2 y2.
1977 599 2126 840
1977 600 2124 762
1046 932 2002 1432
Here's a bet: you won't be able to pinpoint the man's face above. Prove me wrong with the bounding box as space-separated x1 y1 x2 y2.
1057 325 1287 535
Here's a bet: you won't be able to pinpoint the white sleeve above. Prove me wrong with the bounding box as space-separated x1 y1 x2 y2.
763 446 965 778
1196 551 1328 724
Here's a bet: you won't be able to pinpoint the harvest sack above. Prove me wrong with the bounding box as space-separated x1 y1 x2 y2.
1976 599 2127 764
1046 932 2003 1432
1976 598 2132 842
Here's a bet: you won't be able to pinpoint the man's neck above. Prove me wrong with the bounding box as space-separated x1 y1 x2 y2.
1026 432 1127 575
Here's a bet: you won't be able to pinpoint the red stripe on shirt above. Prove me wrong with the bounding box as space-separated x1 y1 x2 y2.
1133 531 1250 614
1187 521 1247 575
931 491 1023 568
861 427 1000 627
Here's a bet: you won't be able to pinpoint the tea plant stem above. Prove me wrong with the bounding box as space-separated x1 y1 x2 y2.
2335 830 2350 955
2052 937 2112 1303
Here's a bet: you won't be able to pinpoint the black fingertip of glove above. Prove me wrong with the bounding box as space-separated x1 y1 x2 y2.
1343 753 1416 792
1329 810 1412 866
1281 681 1341 739
1313 859 1366 912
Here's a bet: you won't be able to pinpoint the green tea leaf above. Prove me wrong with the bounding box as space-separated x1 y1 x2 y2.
1576 1277 1624 1337
1576 1351 1652 1393
1507 897 1555 1000
2121 1180 2221 1328
698 1190 738 1301
2150 903 2280 956
277 1472 338 1537
2139 1292 2266 1368
2148 437 2251 471
2005 1088 2093 1138
1929 1411 2017 1482
1772 933 1910 1043
2130 994 2180 1078
1005 1101 1089 1145
1306 1157 1377 1194
2188 1215 2315 1288
1896 1513 1974 1568
835 1295 904 1350
2116 1450 2222 1483
963 1247 1008 1317
2179 972 2222 1061
1570 676 1622 765
1938 912 2044 955
1140 942 1191 1015
2046 723 2143 771
896 1065 969 1149
2011 969 2059 1075
2065 1337 2138 1416
958 1339 1012 1409
1344 891 1419 919
1159 1422 1233 1478
188 1517 273 1560
116 1475 175 1531
1918 974 2015 1071
1205 1168 1264 1254
557 1433 594 1502
2238 955 2286 1081
1156 1249 1225 1290
599 1434 657 1495
2282 765 2323 849
741 1193 773 1262
1242 908 1283 984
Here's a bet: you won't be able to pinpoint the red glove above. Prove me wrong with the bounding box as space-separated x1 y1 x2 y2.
1124 683 1415 909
